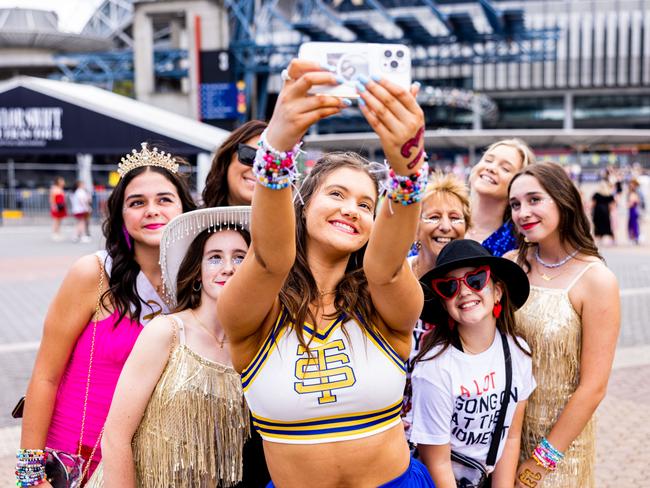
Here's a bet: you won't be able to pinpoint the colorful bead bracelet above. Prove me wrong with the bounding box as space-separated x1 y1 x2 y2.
16 449 47 487
253 129 301 190
385 162 429 206
532 437 564 471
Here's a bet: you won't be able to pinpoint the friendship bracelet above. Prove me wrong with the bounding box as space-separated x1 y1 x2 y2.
385 162 429 206
531 437 564 471
253 129 302 190
16 449 47 487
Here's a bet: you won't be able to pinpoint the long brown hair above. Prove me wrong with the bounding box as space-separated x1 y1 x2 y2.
174 227 251 312
279 152 380 353
103 165 196 324
508 162 603 273
202 120 267 207
414 272 529 363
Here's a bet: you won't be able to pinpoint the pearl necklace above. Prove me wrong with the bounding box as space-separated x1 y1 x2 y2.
534 248 579 269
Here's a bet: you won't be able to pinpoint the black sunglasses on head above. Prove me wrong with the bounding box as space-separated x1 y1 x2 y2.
237 143 257 167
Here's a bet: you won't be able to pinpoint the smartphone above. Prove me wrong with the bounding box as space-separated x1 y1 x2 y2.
298 42 412 98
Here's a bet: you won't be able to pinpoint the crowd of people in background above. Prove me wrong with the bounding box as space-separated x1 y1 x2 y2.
18 60 624 488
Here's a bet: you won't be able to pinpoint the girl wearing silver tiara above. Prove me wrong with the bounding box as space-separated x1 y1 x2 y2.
17 144 195 487
219 60 434 486
87 207 251 487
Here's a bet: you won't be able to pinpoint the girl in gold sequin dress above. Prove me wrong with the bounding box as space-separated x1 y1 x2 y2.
87 207 252 487
507 163 620 488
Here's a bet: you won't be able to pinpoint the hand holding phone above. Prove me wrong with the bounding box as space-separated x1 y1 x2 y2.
356 75 425 174
265 59 347 151
298 42 412 98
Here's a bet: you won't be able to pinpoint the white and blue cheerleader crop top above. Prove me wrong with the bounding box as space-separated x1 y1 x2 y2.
241 308 407 444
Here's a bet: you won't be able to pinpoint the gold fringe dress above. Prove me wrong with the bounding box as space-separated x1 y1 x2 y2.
515 263 598 488
87 315 249 488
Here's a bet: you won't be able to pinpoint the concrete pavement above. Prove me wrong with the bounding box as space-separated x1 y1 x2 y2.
0 219 649 487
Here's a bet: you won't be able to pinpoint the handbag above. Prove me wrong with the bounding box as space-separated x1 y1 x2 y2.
450 330 513 488
15 256 106 487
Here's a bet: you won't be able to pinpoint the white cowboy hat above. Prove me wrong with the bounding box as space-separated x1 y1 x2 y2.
160 206 251 306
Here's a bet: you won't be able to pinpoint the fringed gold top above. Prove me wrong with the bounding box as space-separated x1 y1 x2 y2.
515 263 598 488
86 315 249 488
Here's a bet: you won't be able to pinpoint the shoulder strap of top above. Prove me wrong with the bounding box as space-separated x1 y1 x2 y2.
566 262 599 291
168 314 187 346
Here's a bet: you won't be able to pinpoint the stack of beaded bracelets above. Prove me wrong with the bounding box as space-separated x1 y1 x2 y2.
532 437 564 471
253 129 301 190
385 162 429 206
16 449 47 487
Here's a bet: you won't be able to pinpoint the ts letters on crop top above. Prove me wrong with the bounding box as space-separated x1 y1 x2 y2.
242 309 407 444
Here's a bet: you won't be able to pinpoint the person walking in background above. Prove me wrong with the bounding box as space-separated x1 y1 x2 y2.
508 163 620 488
49 176 67 241
627 179 641 244
410 239 534 488
466 139 536 256
17 144 195 487
591 177 616 246
71 180 92 243
87 207 251 487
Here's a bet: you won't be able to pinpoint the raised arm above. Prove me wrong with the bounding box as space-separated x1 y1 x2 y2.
359 77 425 347
20 255 102 450
517 263 620 486
101 316 174 487
217 60 347 368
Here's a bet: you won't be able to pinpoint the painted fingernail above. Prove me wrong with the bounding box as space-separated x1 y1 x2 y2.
358 98 366 107
370 74 382 82
413 81 421 89
355 81 366 93
342 98 353 107
357 74 370 85
321 63 337 72
335 75 346 84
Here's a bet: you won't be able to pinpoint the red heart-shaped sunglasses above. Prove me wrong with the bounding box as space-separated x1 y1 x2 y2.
431 265 491 300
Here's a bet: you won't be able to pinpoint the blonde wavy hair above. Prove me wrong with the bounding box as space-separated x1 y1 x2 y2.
422 171 472 229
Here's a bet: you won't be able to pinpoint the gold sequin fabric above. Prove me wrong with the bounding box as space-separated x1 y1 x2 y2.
515 286 595 488
87 342 249 487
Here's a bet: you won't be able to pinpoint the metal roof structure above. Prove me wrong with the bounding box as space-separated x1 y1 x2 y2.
0 8 110 52
225 0 560 116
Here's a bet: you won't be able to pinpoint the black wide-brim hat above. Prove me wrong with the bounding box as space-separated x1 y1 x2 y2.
419 239 530 325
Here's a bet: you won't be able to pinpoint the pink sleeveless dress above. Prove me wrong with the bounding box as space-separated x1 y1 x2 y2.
45 310 142 477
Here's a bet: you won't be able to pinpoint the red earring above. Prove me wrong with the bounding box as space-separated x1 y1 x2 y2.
492 302 502 318
447 316 456 329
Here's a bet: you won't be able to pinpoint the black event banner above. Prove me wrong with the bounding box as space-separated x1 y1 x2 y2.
0 87 200 155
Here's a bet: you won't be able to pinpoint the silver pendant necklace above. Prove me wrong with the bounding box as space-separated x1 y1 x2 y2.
534 247 579 269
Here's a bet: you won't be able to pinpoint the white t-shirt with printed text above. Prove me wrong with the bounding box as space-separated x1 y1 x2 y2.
409 332 536 466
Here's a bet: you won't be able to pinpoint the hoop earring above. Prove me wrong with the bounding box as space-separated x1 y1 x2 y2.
192 281 202 292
